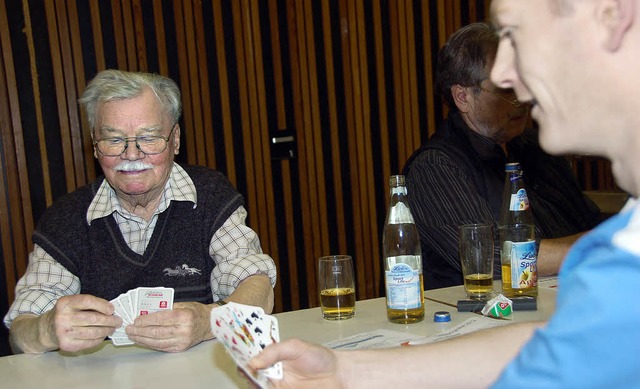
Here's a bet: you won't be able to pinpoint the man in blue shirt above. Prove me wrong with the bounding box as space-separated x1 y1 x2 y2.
250 1 640 387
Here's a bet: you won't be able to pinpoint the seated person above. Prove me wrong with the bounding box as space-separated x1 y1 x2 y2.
402 23 601 289
249 2 640 386
4 69 277 354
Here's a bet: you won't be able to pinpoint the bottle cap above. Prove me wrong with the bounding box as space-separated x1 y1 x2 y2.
433 311 451 322
505 162 521 171
389 175 405 187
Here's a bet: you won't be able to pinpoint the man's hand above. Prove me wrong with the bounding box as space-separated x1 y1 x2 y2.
10 294 122 354
249 338 346 389
125 301 212 352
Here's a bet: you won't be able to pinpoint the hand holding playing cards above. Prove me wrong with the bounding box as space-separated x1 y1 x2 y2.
249 338 345 389
125 301 212 352
38 294 122 353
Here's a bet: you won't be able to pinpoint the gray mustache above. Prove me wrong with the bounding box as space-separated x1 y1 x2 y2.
114 161 154 172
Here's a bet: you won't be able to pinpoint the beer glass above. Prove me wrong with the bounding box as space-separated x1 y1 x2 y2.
459 224 495 300
318 255 356 320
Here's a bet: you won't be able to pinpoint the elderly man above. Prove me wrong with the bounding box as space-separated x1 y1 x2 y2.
250 1 640 387
403 22 601 289
4 70 277 354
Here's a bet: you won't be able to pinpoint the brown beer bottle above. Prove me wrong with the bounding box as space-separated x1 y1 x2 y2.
382 175 425 324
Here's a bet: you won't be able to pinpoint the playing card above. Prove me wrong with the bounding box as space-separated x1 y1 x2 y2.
210 302 282 388
236 306 282 379
126 288 138 317
112 295 133 324
108 287 174 346
110 334 134 346
135 287 174 316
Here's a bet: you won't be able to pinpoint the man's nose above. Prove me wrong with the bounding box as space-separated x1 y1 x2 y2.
122 139 144 160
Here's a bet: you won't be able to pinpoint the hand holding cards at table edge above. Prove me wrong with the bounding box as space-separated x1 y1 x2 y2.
9 294 123 354
210 302 283 388
249 338 345 389
109 286 224 353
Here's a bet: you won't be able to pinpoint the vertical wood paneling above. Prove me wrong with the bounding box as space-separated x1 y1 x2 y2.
372 0 391 207
233 0 261 241
90 0 106 71
0 0 31 302
421 0 436 139
120 0 138 70
46 1 77 191
132 0 148 71
182 0 207 166
321 0 347 253
337 0 362 300
212 0 237 184
271 0 297 309
302 0 330 259
111 0 128 69
244 0 280 294
2 0 615 320
67 0 95 183
173 0 197 163
23 0 53 207
192 0 216 167
152 0 168 75
288 0 318 305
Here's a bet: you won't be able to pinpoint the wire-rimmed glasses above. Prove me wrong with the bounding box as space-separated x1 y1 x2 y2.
479 86 523 108
93 126 176 157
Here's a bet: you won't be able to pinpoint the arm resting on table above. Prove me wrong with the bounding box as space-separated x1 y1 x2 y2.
200 273 274 341
341 321 544 389
537 232 588 276
9 312 58 354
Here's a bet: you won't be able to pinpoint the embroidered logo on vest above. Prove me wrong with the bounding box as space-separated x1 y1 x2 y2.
163 264 202 277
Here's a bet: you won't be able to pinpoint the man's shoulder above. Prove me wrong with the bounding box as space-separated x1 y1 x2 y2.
35 179 103 232
45 179 102 214
181 164 225 180
179 164 242 204
403 137 472 178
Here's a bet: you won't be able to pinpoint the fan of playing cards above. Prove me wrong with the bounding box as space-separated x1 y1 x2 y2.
109 286 175 346
210 302 283 388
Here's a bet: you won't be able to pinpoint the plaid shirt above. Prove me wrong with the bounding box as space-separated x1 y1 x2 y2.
4 164 276 327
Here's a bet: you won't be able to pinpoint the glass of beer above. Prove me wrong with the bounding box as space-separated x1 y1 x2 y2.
459 224 495 300
318 255 356 320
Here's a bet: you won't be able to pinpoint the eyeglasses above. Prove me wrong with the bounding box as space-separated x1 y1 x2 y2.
479 86 523 108
94 126 176 157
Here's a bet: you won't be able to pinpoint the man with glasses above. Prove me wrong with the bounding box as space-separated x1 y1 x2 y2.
4 70 277 354
402 22 601 289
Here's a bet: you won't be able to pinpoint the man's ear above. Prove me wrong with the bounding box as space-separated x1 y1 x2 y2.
451 84 473 113
173 124 181 155
599 0 635 51
91 131 98 159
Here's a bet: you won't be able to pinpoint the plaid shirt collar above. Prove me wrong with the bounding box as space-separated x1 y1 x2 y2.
86 163 197 225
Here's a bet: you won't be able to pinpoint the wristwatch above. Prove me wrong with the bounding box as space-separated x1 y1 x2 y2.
214 299 227 306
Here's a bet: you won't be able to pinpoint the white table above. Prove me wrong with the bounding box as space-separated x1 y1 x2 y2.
0 292 554 388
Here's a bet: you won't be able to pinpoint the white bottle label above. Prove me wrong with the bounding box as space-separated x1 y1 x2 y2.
385 258 422 309
508 188 530 211
509 241 538 289
387 203 415 224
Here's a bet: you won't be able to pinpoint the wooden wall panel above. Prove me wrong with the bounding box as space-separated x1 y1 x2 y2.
0 0 617 325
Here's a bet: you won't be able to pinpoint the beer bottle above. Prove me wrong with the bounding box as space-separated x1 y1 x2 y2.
498 163 538 297
382 175 425 324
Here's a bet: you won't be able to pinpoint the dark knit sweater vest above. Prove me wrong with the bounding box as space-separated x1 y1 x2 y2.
32 164 244 303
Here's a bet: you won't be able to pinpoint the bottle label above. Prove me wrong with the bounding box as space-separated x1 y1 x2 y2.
509 241 538 289
391 187 407 195
387 203 415 224
385 259 422 309
508 188 530 211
